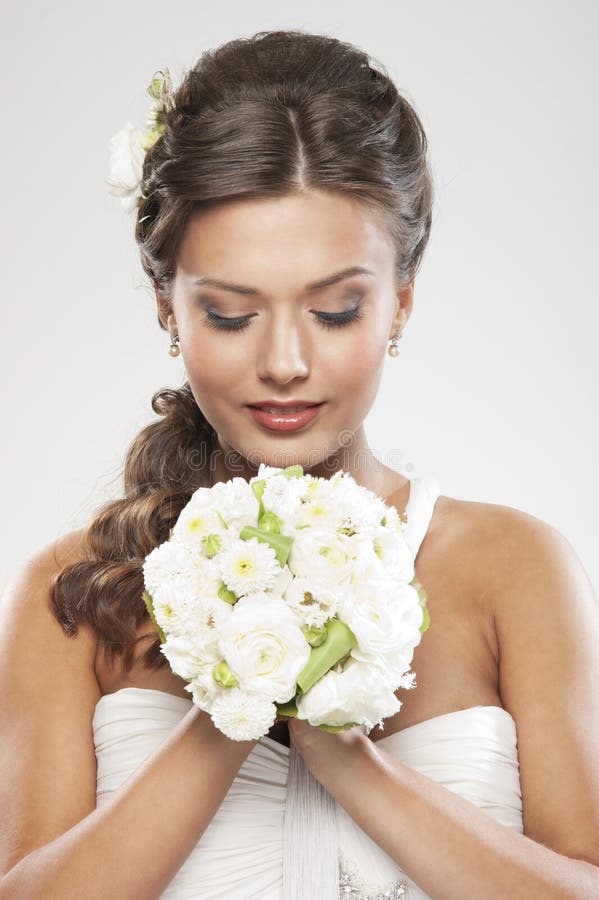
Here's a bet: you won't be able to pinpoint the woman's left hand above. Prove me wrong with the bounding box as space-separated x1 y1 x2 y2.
287 716 374 792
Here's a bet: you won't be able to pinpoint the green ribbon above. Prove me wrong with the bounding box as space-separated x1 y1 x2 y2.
296 617 357 694
239 525 293 568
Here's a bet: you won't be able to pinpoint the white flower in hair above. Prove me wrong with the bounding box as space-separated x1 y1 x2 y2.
106 68 175 214
105 122 147 213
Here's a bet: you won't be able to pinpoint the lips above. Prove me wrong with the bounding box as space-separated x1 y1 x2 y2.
248 401 322 410
247 403 324 432
249 404 320 413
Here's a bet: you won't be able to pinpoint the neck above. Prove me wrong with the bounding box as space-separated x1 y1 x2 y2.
207 425 407 503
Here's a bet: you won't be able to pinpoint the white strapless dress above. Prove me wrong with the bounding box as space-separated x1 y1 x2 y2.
93 475 524 899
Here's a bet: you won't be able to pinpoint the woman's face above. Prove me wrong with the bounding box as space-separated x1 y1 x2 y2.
161 188 412 483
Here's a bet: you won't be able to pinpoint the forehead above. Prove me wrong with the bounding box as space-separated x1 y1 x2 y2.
176 189 394 286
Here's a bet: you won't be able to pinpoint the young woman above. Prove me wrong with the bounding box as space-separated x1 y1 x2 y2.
1 29 598 900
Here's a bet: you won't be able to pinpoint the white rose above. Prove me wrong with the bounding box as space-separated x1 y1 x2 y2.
337 578 423 657
348 528 415 584
217 593 310 702
296 657 401 729
160 631 221 682
105 121 146 213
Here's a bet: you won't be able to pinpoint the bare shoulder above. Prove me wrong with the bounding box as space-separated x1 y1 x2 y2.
429 498 599 864
417 491 597 661
0 526 100 698
0 528 101 875
423 491 589 603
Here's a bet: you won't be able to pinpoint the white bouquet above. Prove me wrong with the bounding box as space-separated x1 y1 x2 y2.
142 464 430 741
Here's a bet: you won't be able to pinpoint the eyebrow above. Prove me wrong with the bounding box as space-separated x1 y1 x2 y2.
192 266 375 296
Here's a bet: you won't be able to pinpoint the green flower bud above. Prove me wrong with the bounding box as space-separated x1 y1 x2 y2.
202 533 222 558
257 511 282 534
217 582 238 605
212 660 238 688
303 623 328 647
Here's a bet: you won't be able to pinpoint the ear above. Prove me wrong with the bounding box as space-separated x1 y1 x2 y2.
391 279 414 336
154 286 176 332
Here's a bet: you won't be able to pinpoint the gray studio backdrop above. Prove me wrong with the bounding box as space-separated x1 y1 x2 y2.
1 0 597 595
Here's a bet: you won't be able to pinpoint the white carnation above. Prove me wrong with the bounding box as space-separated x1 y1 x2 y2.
209 688 278 741
283 576 345 627
210 477 260 530
261 473 309 523
142 540 205 603
331 476 384 530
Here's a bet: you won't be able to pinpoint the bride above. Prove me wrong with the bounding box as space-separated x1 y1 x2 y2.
1 29 598 899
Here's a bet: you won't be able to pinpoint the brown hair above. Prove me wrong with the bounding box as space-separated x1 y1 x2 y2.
51 29 435 672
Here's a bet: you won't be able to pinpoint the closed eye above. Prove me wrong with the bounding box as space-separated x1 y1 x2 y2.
202 303 364 333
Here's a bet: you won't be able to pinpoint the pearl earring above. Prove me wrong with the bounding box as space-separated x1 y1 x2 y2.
168 331 180 357
387 329 403 357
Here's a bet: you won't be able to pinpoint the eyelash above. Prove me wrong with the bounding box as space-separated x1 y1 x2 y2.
203 304 364 333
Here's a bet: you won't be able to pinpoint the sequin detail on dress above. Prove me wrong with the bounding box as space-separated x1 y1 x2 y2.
339 852 409 898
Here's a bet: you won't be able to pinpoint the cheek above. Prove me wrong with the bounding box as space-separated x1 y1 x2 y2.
324 330 386 387
179 334 243 414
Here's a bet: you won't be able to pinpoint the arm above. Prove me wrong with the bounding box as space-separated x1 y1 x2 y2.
0 534 257 900
290 508 599 899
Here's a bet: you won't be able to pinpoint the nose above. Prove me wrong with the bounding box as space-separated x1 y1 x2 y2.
256 313 310 384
